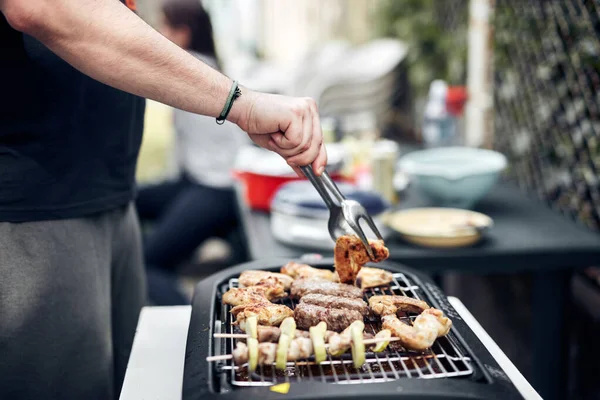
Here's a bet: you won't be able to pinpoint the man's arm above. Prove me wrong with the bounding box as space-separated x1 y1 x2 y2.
1 0 326 171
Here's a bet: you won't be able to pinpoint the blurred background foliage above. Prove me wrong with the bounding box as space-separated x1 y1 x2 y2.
374 0 468 99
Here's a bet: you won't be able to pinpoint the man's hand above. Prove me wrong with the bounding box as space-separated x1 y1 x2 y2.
0 0 326 176
230 90 327 177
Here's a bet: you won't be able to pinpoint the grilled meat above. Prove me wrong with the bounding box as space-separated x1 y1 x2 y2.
232 337 314 366
355 267 393 289
325 322 371 355
368 295 430 316
280 261 337 281
252 276 287 298
246 325 372 345
291 279 363 299
334 235 389 284
254 326 310 342
294 302 363 332
381 308 452 351
223 276 287 306
238 270 294 290
223 289 269 307
231 303 294 327
299 293 369 316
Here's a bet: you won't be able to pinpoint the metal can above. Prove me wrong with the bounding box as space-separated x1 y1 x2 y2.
371 140 399 204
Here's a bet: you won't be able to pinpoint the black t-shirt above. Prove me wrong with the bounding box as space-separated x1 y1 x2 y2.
0 6 145 222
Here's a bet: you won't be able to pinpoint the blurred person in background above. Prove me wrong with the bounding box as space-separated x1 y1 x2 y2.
0 0 326 398
137 0 249 306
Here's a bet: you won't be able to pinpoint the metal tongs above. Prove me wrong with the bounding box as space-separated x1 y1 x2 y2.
300 165 383 260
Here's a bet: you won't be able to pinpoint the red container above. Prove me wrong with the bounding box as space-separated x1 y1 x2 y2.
234 170 349 212
234 171 302 211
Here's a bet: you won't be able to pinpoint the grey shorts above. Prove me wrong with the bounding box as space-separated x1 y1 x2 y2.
0 203 146 400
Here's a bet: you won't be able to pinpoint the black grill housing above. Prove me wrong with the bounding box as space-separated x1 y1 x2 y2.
183 258 524 399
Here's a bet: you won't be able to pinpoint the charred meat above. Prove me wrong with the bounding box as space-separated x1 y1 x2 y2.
294 302 363 332
231 303 294 327
291 279 363 299
299 293 369 316
355 267 393 289
368 295 429 316
238 270 294 290
381 308 452 351
280 261 337 281
254 326 311 342
334 235 389 284
222 280 286 306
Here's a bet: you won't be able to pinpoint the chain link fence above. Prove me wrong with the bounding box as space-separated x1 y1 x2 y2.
494 0 600 231
433 0 600 231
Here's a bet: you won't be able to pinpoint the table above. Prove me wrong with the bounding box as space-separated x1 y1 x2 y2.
120 302 542 400
235 180 600 400
120 306 191 400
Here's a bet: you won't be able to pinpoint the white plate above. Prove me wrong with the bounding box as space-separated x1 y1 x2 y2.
383 208 493 248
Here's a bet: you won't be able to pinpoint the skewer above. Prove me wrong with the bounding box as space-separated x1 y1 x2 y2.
213 333 250 339
213 332 401 346
207 354 233 362
205 337 402 363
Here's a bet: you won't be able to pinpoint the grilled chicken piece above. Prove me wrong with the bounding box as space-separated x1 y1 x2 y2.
355 267 393 289
232 341 277 366
254 326 310 342
280 261 337 281
222 277 287 306
249 325 369 344
287 337 314 361
232 341 251 365
253 276 287 298
232 338 314 366
368 295 430 316
325 322 373 355
223 289 269 307
381 308 452 351
238 270 294 290
299 293 369 316
231 303 294 327
259 343 278 365
334 235 389 284
294 302 363 332
291 279 363 299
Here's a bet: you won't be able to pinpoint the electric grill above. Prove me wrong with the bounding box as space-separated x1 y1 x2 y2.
183 258 524 399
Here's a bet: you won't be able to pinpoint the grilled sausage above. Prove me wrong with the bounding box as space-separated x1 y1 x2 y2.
294 302 363 332
299 293 369 316
290 279 363 299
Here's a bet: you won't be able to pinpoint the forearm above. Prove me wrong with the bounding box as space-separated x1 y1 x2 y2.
1 0 248 123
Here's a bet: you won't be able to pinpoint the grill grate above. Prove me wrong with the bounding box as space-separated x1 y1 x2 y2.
213 272 474 387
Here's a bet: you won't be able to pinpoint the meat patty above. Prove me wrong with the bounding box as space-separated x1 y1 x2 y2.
290 279 363 299
299 293 369 316
293 302 363 332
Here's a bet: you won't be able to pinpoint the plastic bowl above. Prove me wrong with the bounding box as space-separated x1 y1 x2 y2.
398 147 507 209
234 171 348 212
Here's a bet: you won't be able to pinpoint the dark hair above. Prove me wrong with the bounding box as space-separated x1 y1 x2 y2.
161 0 218 61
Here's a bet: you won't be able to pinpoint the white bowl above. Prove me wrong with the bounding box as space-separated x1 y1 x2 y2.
398 147 507 209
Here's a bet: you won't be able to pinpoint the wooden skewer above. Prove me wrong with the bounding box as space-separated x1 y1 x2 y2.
206 336 400 363
213 332 401 345
364 337 401 345
214 333 249 338
206 354 233 362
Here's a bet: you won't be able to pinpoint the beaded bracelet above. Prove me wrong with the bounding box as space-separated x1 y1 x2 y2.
216 80 242 125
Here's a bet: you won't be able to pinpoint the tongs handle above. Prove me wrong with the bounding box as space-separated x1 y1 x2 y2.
300 165 339 209
319 170 345 204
